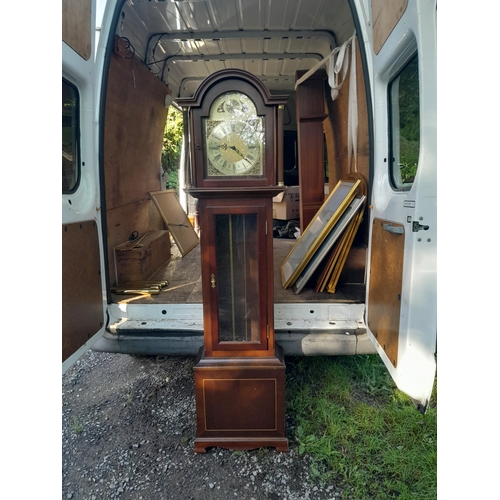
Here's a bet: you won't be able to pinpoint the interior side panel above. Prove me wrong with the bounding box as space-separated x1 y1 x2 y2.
62 221 103 361
103 47 171 283
367 218 405 367
62 0 92 60
324 37 370 245
371 0 409 54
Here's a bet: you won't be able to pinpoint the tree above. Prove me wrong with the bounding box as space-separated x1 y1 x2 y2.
162 106 184 191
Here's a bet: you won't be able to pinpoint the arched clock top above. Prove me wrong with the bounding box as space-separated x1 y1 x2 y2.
179 68 288 190
176 68 288 110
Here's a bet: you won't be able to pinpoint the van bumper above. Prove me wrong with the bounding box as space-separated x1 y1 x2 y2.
93 302 376 356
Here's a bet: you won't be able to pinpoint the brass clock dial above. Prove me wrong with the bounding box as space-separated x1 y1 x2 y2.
204 92 264 177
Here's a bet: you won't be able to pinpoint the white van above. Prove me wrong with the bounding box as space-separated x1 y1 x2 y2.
62 0 436 412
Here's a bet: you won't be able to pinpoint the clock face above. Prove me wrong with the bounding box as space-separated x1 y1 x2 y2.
204 92 265 178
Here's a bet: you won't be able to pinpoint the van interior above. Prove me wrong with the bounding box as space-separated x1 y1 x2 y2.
96 0 375 314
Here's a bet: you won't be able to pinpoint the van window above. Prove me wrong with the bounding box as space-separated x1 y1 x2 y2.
62 79 80 193
389 54 419 190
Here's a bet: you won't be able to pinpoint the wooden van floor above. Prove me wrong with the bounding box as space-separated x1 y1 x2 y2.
111 238 366 305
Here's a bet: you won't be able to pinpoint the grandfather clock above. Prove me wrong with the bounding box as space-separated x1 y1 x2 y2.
177 69 289 453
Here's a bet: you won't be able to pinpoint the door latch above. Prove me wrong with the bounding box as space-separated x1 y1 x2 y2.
412 221 429 232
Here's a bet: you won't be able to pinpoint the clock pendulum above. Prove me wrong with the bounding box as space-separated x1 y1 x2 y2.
177 69 289 453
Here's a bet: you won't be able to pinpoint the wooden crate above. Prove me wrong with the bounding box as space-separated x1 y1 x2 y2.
114 230 171 284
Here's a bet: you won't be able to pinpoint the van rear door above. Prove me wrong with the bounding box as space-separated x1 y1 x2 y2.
363 0 437 411
62 0 107 373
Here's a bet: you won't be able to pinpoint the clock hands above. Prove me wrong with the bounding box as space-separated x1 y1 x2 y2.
220 142 249 162
207 117 262 175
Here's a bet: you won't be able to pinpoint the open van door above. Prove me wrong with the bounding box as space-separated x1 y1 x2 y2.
363 0 437 411
62 0 107 373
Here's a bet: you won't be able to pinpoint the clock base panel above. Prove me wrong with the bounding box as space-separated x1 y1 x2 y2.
193 345 288 453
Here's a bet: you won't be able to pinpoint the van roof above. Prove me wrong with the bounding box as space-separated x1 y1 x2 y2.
116 0 355 98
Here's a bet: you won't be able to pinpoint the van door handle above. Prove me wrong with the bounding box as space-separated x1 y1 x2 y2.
383 224 404 235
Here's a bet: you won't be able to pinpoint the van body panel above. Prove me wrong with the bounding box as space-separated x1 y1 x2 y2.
62 0 108 373
362 0 437 410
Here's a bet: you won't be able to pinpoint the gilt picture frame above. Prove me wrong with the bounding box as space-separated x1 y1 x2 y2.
150 189 199 256
292 195 366 294
280 179 360 289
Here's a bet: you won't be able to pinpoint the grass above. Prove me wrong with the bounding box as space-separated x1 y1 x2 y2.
286 355 437 500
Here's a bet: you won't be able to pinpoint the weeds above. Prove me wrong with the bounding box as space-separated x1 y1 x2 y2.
123 389 134 407
71 416 83 436
287 355 437 500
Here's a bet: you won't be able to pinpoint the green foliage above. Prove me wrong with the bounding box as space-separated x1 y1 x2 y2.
398 56 420 144
399 136 419 183
162 106 184 191
287 355 437 499
396 56 420 184
71 416 83 435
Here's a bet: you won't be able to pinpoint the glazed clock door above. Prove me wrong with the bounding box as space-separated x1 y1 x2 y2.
202 201 271 356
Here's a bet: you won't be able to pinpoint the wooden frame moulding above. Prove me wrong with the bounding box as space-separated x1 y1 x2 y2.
280 179 360 290
292 195 365 295
325 198 367 294
150 190 199 257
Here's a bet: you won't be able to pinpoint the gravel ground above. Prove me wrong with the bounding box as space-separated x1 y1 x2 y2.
62 350 345 500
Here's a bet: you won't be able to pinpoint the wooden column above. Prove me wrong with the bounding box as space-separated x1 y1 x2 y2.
295 70 327 231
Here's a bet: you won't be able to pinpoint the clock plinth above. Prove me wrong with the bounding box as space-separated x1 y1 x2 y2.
179 69 289 453
193 344 288 453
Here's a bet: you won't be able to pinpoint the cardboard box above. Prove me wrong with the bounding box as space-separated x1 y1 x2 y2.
114 230 171 284
272 186 300 220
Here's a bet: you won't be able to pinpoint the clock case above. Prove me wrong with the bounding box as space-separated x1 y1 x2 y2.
178 69 290 452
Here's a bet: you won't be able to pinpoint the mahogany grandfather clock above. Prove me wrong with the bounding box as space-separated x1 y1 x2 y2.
177 69 289 453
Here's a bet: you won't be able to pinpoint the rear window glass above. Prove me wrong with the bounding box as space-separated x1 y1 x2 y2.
62 79 80 193
389 54 420 190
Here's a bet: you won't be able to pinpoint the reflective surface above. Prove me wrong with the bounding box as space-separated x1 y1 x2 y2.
215 214 260 343
389 55 420 190
204 92 264 177
62 79 80 193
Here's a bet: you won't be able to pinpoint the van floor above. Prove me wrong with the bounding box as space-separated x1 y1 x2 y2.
111 238 366 305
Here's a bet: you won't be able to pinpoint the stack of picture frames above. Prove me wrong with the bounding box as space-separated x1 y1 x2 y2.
280 173 367 295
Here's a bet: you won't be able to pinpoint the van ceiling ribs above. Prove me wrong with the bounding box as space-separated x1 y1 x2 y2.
163 52 323 65
145 29 336 94
178 75 298 97
146 29 337 64
147 29 336 46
